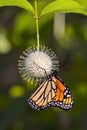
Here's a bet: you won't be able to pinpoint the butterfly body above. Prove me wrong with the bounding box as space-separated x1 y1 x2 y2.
28 72 73 110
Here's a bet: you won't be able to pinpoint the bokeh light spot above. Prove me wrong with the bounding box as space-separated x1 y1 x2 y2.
9 85 25 98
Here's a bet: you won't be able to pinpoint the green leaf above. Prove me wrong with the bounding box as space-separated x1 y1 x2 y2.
0 0 35 14
40 0 87 16
75 0 87 6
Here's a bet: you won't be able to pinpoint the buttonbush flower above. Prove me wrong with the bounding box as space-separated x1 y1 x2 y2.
18 46 59 82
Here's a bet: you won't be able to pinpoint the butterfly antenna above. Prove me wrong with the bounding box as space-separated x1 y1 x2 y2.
59 64 69 72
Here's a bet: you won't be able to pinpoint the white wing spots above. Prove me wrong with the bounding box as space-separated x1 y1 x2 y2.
67 95 71 98
63 99 66 104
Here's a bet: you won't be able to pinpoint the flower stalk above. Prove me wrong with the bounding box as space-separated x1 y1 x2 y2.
34 0 40 51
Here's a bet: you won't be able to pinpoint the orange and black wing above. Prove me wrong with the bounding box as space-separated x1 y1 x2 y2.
28 77 73 110
51 76 73 110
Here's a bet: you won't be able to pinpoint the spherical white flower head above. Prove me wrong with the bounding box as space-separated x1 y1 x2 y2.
18 46 59 82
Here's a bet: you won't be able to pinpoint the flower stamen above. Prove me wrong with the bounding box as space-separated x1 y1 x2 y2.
18 45 59 82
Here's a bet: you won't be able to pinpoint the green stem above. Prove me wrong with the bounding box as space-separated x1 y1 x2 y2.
34 0 40 51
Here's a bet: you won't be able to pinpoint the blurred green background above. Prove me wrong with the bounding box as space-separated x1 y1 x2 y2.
0 1 87 130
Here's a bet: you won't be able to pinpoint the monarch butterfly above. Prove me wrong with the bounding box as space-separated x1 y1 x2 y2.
28 70 73 110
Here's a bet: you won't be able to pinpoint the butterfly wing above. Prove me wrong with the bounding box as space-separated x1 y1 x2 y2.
28 77 73 110
51 76 73 110
28 79 57 110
